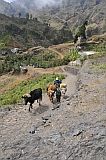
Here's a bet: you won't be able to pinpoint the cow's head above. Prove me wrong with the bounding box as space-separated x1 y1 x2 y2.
22 94 31 105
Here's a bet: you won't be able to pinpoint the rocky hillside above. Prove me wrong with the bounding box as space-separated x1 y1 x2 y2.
36 0 106 35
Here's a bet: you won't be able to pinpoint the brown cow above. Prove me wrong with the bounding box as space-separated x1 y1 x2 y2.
47 84 57 103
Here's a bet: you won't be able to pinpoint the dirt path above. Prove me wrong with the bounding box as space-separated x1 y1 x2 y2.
48 42 74 59
0 57 106 160
48 47 64 59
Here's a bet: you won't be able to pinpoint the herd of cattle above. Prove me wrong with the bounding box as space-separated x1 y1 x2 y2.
22 83 67 111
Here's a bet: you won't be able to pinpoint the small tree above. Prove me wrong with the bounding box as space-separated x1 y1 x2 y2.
74 21 88 43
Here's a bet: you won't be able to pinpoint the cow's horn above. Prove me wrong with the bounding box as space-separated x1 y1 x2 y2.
23 93 31 97
26 93 31 97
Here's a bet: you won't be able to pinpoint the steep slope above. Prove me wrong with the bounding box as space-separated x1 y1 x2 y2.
0 56 106 160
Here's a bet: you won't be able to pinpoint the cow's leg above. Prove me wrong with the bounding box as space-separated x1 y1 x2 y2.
30 103 33 109
39 99 41 106
29 103 33 112
39 95 42 106
29 106 31 112
51 97 54 103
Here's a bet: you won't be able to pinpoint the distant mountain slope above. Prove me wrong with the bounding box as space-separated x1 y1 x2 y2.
0 0 13 15
0 13 73 49
36 0 106 35
0 0 106 36
13 0 106 35
0 0 26 16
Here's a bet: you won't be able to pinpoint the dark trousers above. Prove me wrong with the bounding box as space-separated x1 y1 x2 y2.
56 95 61 102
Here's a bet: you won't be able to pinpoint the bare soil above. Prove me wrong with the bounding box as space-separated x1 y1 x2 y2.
0 56 106 160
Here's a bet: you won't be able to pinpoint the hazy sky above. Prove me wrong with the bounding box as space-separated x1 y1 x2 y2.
4 0 14 2
4 0 61 8
4 0 57 2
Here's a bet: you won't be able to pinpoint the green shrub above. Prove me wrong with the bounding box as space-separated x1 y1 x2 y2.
0 35 12 49
64 49 81 62
83 43 106 53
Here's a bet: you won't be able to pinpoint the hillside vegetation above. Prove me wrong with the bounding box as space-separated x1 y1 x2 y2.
0 41 106 106
0 13 73 49
0 73 64 106
0 49 69 75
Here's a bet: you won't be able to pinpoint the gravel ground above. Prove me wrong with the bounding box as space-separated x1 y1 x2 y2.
0 56 106 160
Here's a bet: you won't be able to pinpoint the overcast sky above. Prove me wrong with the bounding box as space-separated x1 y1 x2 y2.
4 0 61 8
4 0 14 2
4 0 61 7
4 0 58 2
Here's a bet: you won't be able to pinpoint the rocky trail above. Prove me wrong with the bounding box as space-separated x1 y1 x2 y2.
0 56 106 160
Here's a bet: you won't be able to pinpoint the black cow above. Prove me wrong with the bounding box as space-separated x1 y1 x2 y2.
22 88 42 111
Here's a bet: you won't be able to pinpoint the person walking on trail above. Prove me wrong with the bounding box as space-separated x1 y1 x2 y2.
56 87 61 103
54 77 62 88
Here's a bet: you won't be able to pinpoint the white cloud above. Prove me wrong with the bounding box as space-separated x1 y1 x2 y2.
4 0 14 2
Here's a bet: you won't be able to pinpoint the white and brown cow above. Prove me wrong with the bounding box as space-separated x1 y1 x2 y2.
60 83 67 97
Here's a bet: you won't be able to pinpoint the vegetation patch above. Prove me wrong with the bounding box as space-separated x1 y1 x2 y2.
84 43 106 53
64 49 81 62
0 35 12 49
0 51 70 75
0 74 64 106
